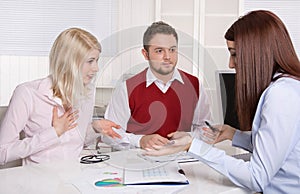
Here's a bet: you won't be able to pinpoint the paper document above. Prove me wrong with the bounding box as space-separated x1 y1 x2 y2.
124 161 189 185
70 164 187 194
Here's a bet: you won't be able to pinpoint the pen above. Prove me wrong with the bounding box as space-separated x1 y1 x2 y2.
204 121 219 132
178 168 185 175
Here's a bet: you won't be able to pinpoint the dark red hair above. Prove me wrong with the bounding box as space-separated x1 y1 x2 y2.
225 10 300 130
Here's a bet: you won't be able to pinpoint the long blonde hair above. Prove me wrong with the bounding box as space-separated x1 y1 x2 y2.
49 28 101 108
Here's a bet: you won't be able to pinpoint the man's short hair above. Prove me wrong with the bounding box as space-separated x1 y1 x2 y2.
143 21 178 51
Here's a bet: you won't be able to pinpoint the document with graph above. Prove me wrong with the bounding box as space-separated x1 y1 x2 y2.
123 161 189 185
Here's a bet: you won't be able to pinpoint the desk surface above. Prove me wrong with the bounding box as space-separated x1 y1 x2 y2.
0 148 252 194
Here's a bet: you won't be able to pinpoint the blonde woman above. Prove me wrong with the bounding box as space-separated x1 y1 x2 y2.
0 28 120 165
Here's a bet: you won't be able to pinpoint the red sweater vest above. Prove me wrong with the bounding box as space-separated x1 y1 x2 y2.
126 68 199 138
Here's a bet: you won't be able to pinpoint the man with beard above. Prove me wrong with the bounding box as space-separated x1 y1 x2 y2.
104 21 211 150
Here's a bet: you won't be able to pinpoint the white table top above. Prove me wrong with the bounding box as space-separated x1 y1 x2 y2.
0 148 252 194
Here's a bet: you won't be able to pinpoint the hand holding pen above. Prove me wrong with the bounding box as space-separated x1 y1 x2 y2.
202 121 220 144
189 121 221 156
204 121 219 133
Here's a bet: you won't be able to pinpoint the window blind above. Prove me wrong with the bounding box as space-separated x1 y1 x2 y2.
0 0 118 56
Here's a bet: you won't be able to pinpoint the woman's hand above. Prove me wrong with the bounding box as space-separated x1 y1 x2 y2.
214 124 236 143
92 119 121 139
52 106 78 137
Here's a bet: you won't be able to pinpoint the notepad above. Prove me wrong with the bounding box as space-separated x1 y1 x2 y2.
123 161 189 185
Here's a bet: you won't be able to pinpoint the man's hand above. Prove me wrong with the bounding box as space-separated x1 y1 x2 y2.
167 131 192 145
52 106 78 137
140 134 169 149
144 131 192 156
92 119 121 139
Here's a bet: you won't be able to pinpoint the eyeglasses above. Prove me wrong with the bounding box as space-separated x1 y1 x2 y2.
80 154 110 164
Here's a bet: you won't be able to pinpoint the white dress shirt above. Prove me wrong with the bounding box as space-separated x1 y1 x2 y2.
188 76 300 193
104 68 212 147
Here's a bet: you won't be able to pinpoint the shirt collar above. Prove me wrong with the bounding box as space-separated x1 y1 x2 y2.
146 68 184 87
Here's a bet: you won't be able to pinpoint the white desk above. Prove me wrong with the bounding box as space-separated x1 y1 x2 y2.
0 148 252 194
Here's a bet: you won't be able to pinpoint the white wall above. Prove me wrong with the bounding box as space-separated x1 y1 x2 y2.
0 56 49 105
